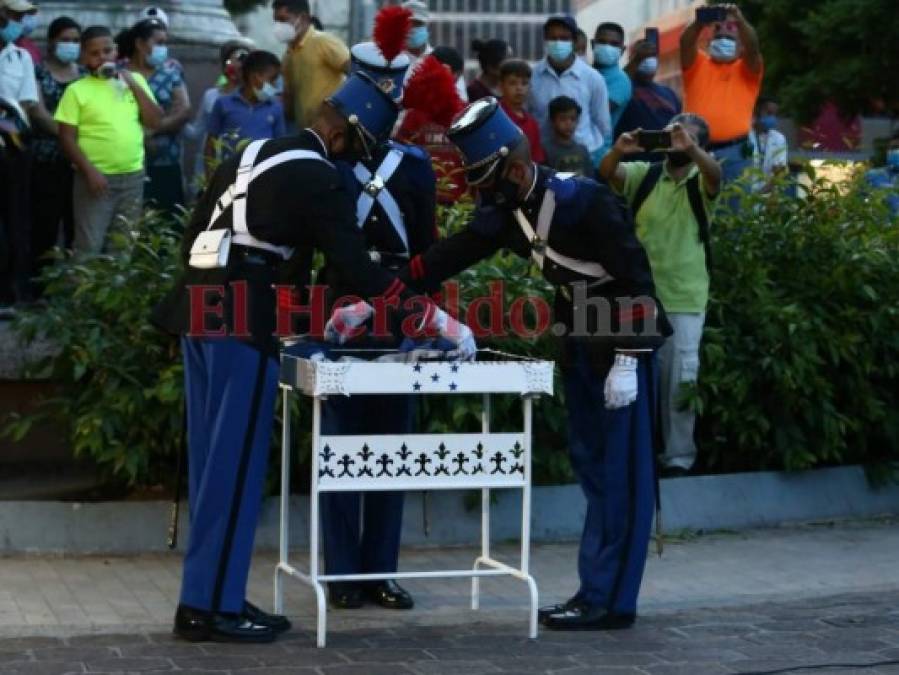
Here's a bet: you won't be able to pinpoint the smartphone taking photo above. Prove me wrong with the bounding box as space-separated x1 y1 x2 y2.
696 6 728 23
644 27 660 54
637 130 672 152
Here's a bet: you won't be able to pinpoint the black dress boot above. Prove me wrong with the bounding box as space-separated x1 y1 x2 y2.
365 580 414 609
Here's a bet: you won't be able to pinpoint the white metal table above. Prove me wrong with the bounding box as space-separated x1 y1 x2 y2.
274 348 554 647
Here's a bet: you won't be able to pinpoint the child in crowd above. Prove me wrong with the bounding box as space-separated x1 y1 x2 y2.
205 50 286 172
55 25 162 254
184 39 252 194
497 59 545 163
543 95 593 177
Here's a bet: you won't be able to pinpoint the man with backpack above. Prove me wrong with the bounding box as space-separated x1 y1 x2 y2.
599 112 720 477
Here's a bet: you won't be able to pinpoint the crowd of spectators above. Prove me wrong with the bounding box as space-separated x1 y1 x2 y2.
3 1 895 472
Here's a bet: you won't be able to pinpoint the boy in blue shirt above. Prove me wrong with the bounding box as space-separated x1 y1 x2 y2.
205 50 285 172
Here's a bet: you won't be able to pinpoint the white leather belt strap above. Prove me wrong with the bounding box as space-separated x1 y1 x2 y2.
353 149 409 253
207 140 333 260
513 190 614 283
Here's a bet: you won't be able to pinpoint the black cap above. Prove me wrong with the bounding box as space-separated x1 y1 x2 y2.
543 14 578 39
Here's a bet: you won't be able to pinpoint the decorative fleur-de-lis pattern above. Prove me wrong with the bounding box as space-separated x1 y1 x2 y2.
317 434 527 487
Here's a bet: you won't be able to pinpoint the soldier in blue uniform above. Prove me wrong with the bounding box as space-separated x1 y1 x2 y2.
397 97 670 631
152 72 472 643
317 40 438 611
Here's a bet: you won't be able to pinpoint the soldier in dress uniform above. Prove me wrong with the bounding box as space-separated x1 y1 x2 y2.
316 37 437 611
397 97 671 631
152 72 473 644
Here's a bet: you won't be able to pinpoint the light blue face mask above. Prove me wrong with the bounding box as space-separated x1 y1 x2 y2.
887 148 899 170
21 13 37 37
147 44 168 67
55 41 80 63
255 81 278 102
546 40 573 63
636 56 658 77
709 37 737 62
593 44 621 67
0 19 24 44
758 114 778 132
407 26 429 49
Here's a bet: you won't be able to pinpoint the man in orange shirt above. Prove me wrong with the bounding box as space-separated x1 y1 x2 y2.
680 3 763 184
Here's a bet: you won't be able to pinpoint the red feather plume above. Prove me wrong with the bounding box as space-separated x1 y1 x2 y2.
402 55 465 128
373 5 412 64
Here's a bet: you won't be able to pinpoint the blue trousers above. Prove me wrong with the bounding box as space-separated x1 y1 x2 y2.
320 392 414 579
179 337 279 613
562 343 657 615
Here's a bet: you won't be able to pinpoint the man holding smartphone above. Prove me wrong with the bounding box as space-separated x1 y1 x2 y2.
680 3 763 185
599 114 721 477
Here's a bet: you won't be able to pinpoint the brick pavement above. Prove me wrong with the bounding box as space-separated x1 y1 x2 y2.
1 521 899 674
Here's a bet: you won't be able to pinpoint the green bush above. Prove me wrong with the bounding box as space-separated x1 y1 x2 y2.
6 167 897 489
4 214 184 485
682 166 899 477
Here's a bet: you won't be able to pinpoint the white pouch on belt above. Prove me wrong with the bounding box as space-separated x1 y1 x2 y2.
188 228 231 269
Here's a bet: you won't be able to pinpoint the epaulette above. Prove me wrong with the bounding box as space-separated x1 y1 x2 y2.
387 140 430 163
546 171 579 204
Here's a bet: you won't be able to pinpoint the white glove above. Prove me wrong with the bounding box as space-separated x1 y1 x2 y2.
324 301 373 344
428 307 477 361
604 353 638 410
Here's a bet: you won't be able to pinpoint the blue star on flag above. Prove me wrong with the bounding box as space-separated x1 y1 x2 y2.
413 382 422 391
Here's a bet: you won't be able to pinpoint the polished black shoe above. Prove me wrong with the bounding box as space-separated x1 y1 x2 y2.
538 595 584 625
544 603 635 631
243 601 291 634
173 604 277 643
661 466 690 479
329 583 364 609
366 580 414 610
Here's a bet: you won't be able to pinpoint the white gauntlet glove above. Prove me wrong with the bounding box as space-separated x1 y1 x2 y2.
604 353 638 410
428 307 477 361
324 301 373 344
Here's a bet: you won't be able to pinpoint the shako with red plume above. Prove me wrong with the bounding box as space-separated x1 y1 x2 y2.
373 5 412 64
401 54 465 129
349 5 413 99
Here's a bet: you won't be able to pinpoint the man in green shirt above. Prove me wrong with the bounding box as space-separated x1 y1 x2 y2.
599 113 721 476
55 25 161 253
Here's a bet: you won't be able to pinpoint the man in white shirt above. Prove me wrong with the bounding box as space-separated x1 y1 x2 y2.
528 15 611 170
0 0 39 311
749 96 788 191
401 0 467 103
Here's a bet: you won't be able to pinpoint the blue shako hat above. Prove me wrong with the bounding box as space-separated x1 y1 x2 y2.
350 42 411 100
326 72 400 159
447 97 525 185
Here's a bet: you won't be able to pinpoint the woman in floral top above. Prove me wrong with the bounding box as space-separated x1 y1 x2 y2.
118 19 192 220
29 16 82 272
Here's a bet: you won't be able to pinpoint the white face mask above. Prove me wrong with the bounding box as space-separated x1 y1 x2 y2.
273 20 297 44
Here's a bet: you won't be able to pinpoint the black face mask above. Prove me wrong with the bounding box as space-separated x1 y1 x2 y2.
667 151 692 168
492 176 523 208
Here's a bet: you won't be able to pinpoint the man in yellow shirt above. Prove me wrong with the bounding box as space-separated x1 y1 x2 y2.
272 0 349 129
599 114 721 477
55 25 161 253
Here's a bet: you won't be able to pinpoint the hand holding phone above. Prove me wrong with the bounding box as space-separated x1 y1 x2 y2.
696 5 728 24
636 130 672 152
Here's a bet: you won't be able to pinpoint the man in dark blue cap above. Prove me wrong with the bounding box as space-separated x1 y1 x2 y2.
398 97 670 631
153 72 472 644
317 40 437 612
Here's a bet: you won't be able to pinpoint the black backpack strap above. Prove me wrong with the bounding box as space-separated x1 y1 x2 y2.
685 174 712 271
630 162 664 217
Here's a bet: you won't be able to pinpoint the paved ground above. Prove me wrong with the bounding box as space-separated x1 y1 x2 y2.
1 520 899 674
